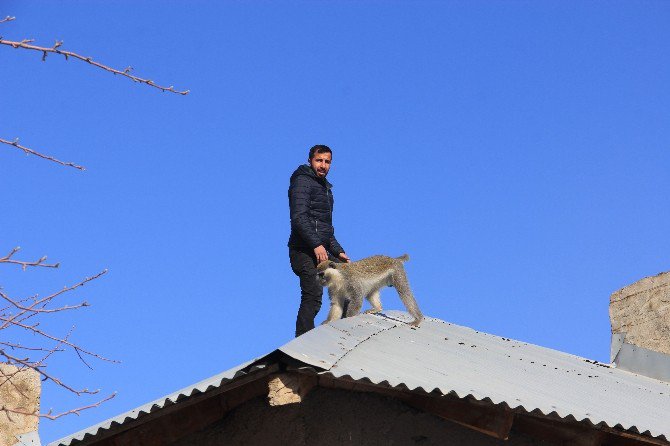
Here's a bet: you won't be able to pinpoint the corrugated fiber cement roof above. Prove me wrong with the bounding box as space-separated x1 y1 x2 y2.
51 311 670 445
281 311 670 440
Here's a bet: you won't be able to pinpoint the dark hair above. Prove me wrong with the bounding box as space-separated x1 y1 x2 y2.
309 144 332 160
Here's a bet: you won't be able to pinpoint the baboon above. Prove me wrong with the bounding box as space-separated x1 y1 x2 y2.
316 254 424 326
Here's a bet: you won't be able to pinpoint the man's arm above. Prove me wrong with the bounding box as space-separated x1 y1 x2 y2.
328 190 349 262
329 231 350 262
289 175 322 250
329 234 344 258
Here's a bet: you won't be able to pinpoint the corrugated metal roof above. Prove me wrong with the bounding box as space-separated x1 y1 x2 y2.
49 358 266 446
51 311 670 445
280 311 670 440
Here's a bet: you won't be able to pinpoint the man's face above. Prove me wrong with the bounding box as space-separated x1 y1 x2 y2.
309 152 332 178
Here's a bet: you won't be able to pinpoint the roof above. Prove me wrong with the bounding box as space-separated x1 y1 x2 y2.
50 358 267 446
50 311 670 445
282 311 670 439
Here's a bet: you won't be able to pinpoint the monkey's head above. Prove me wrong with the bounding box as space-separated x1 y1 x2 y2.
316 260 342 286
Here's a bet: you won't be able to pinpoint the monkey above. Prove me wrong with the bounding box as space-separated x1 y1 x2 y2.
316 254 424 326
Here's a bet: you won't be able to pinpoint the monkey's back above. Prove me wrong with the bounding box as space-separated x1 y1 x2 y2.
343 255 407 275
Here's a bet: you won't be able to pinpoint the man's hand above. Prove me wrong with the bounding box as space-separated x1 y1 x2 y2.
338 252 351 263
314 245 329 263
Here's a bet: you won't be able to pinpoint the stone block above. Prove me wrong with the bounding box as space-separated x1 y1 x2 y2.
0 364 41 446
610 271 670 355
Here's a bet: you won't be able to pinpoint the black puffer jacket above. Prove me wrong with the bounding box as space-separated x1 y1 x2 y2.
287 165 344 256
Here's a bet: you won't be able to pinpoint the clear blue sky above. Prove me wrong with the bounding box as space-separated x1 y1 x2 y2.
2 1 669 442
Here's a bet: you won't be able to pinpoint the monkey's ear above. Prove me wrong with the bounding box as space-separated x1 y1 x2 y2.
328 261 337 269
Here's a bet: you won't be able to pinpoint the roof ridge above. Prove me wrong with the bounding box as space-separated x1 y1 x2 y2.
331 317 401 369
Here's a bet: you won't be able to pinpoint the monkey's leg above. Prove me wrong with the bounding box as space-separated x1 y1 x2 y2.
323 295 345 324
391 267 424 326
344 296 363 318
364 290 383 314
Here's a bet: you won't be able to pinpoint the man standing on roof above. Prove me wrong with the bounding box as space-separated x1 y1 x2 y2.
288 145 350 337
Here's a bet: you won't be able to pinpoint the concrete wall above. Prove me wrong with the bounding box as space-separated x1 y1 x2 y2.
169 387 556 446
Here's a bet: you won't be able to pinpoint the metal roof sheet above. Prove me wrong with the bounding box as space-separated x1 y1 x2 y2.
51 311 670 445
49 358 265 446
280 311 670 440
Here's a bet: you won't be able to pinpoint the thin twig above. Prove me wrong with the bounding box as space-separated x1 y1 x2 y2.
0 318 116 364
0 247 60 270
0 270 108 331
0 37 189 94
2 392 116 420
0 349 99 395
0 342 65 352
0 137 85 170
0 16 15 24
0 270 106 331
0 290 89 314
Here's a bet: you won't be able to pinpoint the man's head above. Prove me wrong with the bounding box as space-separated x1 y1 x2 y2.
308 145 332 178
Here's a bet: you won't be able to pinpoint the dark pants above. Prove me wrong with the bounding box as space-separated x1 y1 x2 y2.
289 247 340 337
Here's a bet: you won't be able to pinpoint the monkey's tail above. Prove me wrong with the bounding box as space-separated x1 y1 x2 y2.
396 254 410 262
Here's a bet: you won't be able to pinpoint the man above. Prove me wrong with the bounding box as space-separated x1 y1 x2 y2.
288 145 350 337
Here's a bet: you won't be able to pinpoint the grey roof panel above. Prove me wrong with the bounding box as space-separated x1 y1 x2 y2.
280 311 670 439
279 313 399 369
51 311 670 445
49 358 266 446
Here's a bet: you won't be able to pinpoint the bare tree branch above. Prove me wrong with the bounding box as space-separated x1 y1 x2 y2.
1 13 184 421
2 392 116 420
0 291 89 315
0 342 65 353
0 247 61 270
0 270 108 331
1 16 188 171
0 265 117 412
0 348 98 396
0 35 189 95
0 137 85 170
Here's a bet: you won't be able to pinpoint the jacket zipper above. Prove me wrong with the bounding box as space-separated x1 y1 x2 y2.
328 189 332 222
315 186 331 235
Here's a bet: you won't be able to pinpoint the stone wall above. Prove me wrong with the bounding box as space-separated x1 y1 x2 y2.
610 271 670 355
169 387 556 446
0 364 40 446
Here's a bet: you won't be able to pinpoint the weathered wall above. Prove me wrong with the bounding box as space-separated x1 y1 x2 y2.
0 364 40 446
610 271 670 355
169 387 556 446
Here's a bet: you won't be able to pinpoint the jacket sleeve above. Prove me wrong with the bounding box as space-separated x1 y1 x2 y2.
329 232 344 256
328 192 344 256
289 175 322 249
